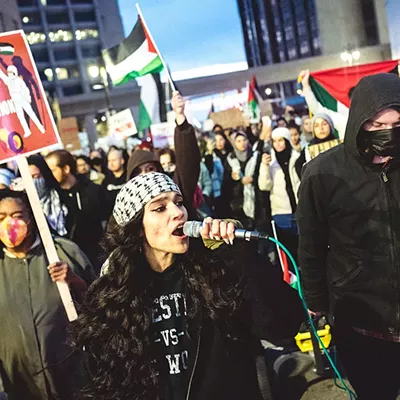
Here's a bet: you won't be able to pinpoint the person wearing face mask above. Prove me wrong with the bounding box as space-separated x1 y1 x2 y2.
27 154 68 237
297 73 400 400
0 190 95 400
258 128 301 262
158 148 177 177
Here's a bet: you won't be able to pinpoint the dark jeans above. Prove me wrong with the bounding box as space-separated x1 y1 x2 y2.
335 324 400 400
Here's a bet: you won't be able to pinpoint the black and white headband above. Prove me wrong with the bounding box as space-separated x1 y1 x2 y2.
113 172 182 227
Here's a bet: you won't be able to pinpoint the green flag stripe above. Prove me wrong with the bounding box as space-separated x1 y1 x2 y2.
138 99 152 131
309 77 338 112
112 56 163 86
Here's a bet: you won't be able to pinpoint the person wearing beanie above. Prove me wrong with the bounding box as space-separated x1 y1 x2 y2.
259 127 301 260
71 172 303 400
295 112 341 177
299 69 348 140
126 91 200 219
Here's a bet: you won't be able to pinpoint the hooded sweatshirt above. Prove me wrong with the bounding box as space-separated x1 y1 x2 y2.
296 73 400 334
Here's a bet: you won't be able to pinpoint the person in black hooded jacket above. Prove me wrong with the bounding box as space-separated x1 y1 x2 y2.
46 150 111 273
296 73 400 400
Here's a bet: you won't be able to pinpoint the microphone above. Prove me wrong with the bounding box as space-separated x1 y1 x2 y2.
183 221 269 242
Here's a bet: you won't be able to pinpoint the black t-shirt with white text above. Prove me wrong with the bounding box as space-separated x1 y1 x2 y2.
150 261 193 400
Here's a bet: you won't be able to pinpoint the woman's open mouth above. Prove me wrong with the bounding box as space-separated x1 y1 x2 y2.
172 225 187 238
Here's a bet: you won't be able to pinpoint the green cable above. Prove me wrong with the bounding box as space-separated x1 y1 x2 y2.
268 236 358 400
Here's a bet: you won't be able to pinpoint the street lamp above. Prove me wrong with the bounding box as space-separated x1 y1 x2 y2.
340 50 361 66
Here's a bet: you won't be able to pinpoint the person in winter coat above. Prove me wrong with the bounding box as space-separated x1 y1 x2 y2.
259 127 301 261
296 73 400 400
71 172 303 400
46 150 111 273
0 190 95 400
214 131 232 165
28 154 69 237
203 138 226 217
225 131 260 229
295 112 339 177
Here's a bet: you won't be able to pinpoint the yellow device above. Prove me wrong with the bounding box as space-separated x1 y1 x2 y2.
295 324 332 353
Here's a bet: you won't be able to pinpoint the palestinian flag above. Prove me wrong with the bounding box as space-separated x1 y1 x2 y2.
306 60 399 115
280 250 298 290
136 73 161 131
102 16 164 86
247 74 260 120
0 42 14 55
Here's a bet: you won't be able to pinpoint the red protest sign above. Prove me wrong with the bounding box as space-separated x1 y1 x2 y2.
0 30 60 163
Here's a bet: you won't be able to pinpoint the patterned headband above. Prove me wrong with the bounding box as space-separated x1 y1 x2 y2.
113 172 182 227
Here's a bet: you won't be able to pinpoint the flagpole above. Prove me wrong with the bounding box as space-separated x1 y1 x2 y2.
135 3 176 93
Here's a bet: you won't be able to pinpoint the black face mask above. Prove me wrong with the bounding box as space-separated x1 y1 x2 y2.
359 126 400 158
91 157 103 166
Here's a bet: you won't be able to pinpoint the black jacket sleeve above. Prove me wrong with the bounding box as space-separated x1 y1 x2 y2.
296 163 330 313
174 119 200 218
215 243 304 342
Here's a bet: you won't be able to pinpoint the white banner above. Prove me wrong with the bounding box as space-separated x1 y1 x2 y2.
109 109 137 139
151 122 175 149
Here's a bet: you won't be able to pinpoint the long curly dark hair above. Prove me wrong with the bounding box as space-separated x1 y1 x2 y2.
71 211 243 399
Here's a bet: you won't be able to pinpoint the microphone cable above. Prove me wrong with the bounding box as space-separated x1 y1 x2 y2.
267 236 358 400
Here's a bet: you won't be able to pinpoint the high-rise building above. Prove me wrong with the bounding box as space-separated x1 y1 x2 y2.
237 0 389 102
237 0 321 68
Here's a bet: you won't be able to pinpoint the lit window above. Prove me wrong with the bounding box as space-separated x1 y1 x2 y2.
44 68 54 81
56 67 68 80
75 29 98 41
26 32 47 45
48 30 73 42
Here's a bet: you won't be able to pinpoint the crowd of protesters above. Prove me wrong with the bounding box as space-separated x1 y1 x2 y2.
3 68 399 400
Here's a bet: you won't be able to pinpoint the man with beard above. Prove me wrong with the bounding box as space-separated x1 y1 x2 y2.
297 73 400 399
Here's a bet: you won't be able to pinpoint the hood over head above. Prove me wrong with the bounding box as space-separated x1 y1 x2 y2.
126 150 162 181
344 73 400 158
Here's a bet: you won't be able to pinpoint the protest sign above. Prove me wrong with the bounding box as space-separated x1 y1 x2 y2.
151 122 175 148
0 30 60 164
210 108 249 129
0 30 76 321
109 108 138 139
58 117 80 151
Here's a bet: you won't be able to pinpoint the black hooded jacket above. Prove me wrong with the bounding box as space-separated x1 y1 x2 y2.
296 73 400 334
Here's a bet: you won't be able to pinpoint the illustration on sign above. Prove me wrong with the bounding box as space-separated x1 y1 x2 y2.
0 31 60 164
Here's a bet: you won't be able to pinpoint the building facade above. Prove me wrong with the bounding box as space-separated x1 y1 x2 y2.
237 0 390 103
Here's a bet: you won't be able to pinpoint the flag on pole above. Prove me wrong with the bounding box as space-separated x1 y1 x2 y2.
305 60 399 114
279 249 298 290
136 73 161 131
248 74 260 120
102 16 164 86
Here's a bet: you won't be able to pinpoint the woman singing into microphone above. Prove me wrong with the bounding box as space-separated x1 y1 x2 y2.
72 172 303 400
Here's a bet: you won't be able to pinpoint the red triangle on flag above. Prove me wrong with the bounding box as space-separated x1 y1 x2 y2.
248 74 257 103
311 60 398 108
140 16 158 54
